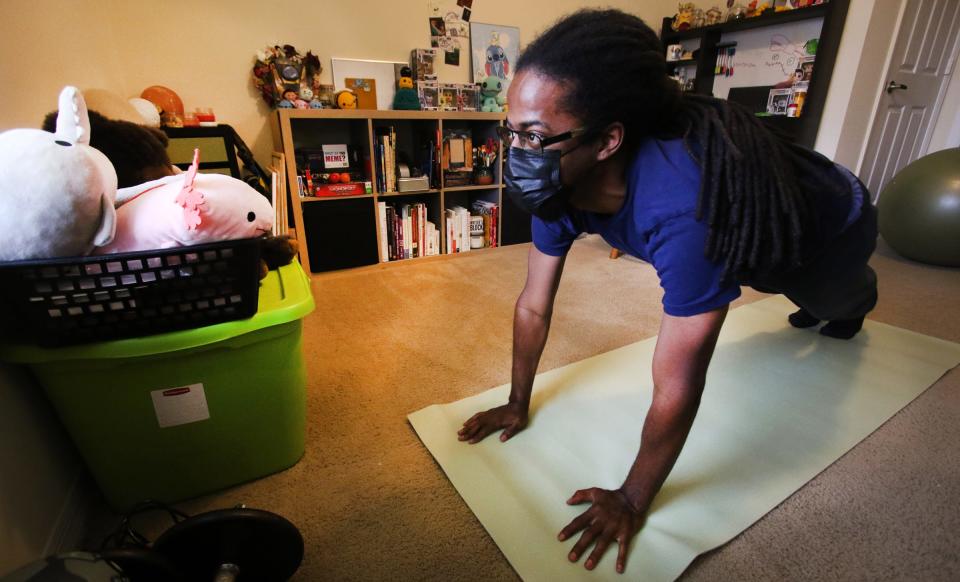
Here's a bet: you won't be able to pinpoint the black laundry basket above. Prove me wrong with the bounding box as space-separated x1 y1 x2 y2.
0 238 262 347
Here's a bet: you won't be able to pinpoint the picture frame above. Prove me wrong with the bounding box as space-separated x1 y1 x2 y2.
470 22 520 94
331 58 407 110
767 88 794 115
799 56 815 83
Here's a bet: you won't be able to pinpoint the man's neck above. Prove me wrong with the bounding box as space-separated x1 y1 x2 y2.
567 150 630 215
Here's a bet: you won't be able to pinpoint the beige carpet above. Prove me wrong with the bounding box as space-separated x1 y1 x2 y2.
84 235 960 581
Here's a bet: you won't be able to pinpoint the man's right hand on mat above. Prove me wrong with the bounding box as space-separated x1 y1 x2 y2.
457 402 528 443
559 487 645 574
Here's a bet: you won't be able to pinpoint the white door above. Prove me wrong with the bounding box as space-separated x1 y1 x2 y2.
860 0 960 199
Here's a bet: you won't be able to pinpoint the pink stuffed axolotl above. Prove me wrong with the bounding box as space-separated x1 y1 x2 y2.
95 149 274 255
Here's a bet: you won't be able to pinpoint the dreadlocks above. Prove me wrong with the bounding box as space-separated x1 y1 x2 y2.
516 9 849 281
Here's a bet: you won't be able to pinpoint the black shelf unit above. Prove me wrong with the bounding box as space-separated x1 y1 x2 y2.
661 0 849 148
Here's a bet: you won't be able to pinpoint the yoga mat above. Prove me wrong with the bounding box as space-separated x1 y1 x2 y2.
409 295 960 581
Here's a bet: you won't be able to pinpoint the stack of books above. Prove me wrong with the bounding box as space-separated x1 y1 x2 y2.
471 200 499 248
375 126 398 193
378 201 440 261
444 206 472 254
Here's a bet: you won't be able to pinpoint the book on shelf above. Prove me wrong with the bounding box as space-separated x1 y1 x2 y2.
445 206 473 254
378 202 389 261
374 126 398 193
378 201 439 261
471 200 499 248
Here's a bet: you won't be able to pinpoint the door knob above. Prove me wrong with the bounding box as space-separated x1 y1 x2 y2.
886 80 908 94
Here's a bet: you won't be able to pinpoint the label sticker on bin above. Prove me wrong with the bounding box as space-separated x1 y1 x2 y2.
151 383 210 428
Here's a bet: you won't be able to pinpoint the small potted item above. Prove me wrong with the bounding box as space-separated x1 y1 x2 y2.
473 137 498 185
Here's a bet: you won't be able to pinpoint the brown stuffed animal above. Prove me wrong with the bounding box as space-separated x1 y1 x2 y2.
259 235 299 279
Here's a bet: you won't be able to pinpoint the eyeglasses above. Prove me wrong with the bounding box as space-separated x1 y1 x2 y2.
495 125 589 156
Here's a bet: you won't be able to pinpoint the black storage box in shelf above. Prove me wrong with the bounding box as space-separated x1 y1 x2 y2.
302 197 379 272
0 238 262 347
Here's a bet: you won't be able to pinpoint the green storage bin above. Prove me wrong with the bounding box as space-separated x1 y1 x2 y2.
0 261 314 511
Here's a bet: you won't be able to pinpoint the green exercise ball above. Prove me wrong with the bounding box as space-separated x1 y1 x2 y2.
878 148 960 267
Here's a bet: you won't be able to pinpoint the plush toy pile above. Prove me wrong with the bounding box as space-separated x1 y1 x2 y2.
252 45 324 109
0 87 297 277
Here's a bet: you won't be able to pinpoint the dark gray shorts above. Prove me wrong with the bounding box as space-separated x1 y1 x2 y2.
744 198 879 321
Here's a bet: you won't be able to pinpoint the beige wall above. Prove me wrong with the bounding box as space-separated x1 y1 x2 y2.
1 0 678 167
0 365 85 575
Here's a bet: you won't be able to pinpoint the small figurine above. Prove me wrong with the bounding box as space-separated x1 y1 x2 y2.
392 66 422 110
726 0 748 20
747 0 773 17
277 90 298 109
335 89 358 109
692 7 706 28
479 76 506 113
672 2 696 31
705 5 725 25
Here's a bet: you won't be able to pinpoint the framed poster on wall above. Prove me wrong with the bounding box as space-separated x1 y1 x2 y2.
470 22 520 94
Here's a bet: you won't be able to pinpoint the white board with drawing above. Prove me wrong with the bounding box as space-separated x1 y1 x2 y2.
712 18 824 100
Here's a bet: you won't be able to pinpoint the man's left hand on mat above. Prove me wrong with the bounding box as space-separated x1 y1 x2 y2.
558 487 644 574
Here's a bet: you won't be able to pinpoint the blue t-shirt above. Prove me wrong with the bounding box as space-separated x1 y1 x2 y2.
532 137 863 317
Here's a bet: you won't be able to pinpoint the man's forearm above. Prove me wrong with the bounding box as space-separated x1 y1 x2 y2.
509 304 551 408
619 378 705 512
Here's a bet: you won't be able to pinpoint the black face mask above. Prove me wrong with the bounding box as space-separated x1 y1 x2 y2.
503 147 570 221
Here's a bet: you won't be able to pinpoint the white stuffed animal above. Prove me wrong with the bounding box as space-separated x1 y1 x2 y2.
0 87 118 261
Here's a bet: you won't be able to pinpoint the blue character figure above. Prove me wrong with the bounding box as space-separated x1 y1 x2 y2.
485 44 510 80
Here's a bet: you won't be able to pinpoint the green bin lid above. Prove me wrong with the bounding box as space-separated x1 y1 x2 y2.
0 260 314 363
